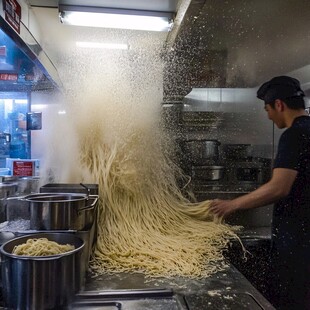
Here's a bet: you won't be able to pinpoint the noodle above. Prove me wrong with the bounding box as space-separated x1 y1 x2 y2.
75 129 241 279
12 238 75 256
40 39 241 279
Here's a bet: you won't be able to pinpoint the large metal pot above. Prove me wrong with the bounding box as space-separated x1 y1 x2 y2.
22 193 98 230
17 176 40 195
0 182 18 222
0 182 18 198
0 233 84 310
183 139 221 164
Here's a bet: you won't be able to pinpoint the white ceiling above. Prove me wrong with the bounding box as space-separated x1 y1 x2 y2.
27 0 310 91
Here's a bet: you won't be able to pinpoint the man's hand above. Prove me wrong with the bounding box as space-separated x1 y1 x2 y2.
208 168 297 219
209 199 239 218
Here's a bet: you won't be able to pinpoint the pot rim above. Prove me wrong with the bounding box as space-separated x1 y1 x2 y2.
23 192 88 203
192 165 224 169
184 139 221 144
0 233 84 260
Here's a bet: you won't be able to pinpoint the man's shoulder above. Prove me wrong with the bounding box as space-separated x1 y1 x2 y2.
279 126 307 147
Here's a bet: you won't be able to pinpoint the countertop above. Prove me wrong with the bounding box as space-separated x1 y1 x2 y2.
76 259 275 309
238 226 272 240
72 226 274 309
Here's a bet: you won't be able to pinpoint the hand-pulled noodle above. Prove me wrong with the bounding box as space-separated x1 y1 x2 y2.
12 238 75 256
76 130 241 279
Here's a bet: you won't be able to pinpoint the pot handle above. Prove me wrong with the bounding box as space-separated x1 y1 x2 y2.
80 183 91 197
79 195 99 211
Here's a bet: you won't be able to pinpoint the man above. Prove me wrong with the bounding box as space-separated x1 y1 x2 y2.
210 76 310 310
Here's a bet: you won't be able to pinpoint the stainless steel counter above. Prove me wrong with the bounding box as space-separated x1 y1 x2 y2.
72 262 275 309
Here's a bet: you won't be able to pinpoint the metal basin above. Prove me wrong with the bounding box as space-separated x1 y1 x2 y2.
0 233 84 310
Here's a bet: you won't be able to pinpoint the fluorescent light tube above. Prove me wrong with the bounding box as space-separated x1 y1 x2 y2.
59 6 174 32
76 41 128 50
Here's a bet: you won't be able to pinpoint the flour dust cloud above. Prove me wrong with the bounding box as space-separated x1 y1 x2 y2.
39 29 238 279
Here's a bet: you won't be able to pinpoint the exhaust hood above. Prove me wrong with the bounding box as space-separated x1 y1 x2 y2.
163 0 310 102
0 1 62 91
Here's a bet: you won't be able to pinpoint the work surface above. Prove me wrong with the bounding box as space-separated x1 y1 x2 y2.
71 258 275 310
70 225 274 309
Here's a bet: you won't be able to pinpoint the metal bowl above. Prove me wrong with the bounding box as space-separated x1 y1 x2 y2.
0 233 84 309
192 165 225 181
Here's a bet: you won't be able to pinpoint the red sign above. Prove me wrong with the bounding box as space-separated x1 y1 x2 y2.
2 0 21 34
0 73 18 80
13 161 34 176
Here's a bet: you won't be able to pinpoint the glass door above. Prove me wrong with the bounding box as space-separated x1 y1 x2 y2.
0 91 30 167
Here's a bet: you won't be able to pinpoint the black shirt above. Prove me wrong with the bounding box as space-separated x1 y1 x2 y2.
272 115 310 251
270 115 310 309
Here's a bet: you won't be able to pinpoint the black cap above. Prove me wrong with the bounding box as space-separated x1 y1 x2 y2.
257 76 305 104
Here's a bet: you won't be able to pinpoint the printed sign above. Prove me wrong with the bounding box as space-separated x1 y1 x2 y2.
13 161 34 176
2 0 21 34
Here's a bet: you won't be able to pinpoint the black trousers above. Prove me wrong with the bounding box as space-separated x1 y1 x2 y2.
267 249 310 310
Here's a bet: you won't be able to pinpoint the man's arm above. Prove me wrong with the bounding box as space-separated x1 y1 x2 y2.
209 168 298 218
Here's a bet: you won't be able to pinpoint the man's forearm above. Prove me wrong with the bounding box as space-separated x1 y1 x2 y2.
232 181 282 210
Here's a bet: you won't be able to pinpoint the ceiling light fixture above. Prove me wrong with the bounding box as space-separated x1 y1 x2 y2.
59 5 174 32
76 41 129 50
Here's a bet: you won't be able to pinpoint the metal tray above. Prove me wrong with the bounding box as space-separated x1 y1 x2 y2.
69 288 188 310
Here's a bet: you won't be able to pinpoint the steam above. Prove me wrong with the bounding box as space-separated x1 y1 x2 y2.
38 25 168 183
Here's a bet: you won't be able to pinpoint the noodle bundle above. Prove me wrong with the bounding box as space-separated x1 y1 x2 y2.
12 238 75 256
76 129 240 279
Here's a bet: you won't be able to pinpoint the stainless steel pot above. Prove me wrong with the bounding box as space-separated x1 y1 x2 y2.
22 193 98 230
0 182 18 198
0 182 18 222
0 233 84 310
183 140 221 164
192 165 225 180
17 176 40 195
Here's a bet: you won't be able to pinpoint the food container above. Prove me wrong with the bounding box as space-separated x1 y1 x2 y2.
183 139 221 164
22 193 98 230
14 227 95 289
192 165 225 181
0 233 84 310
